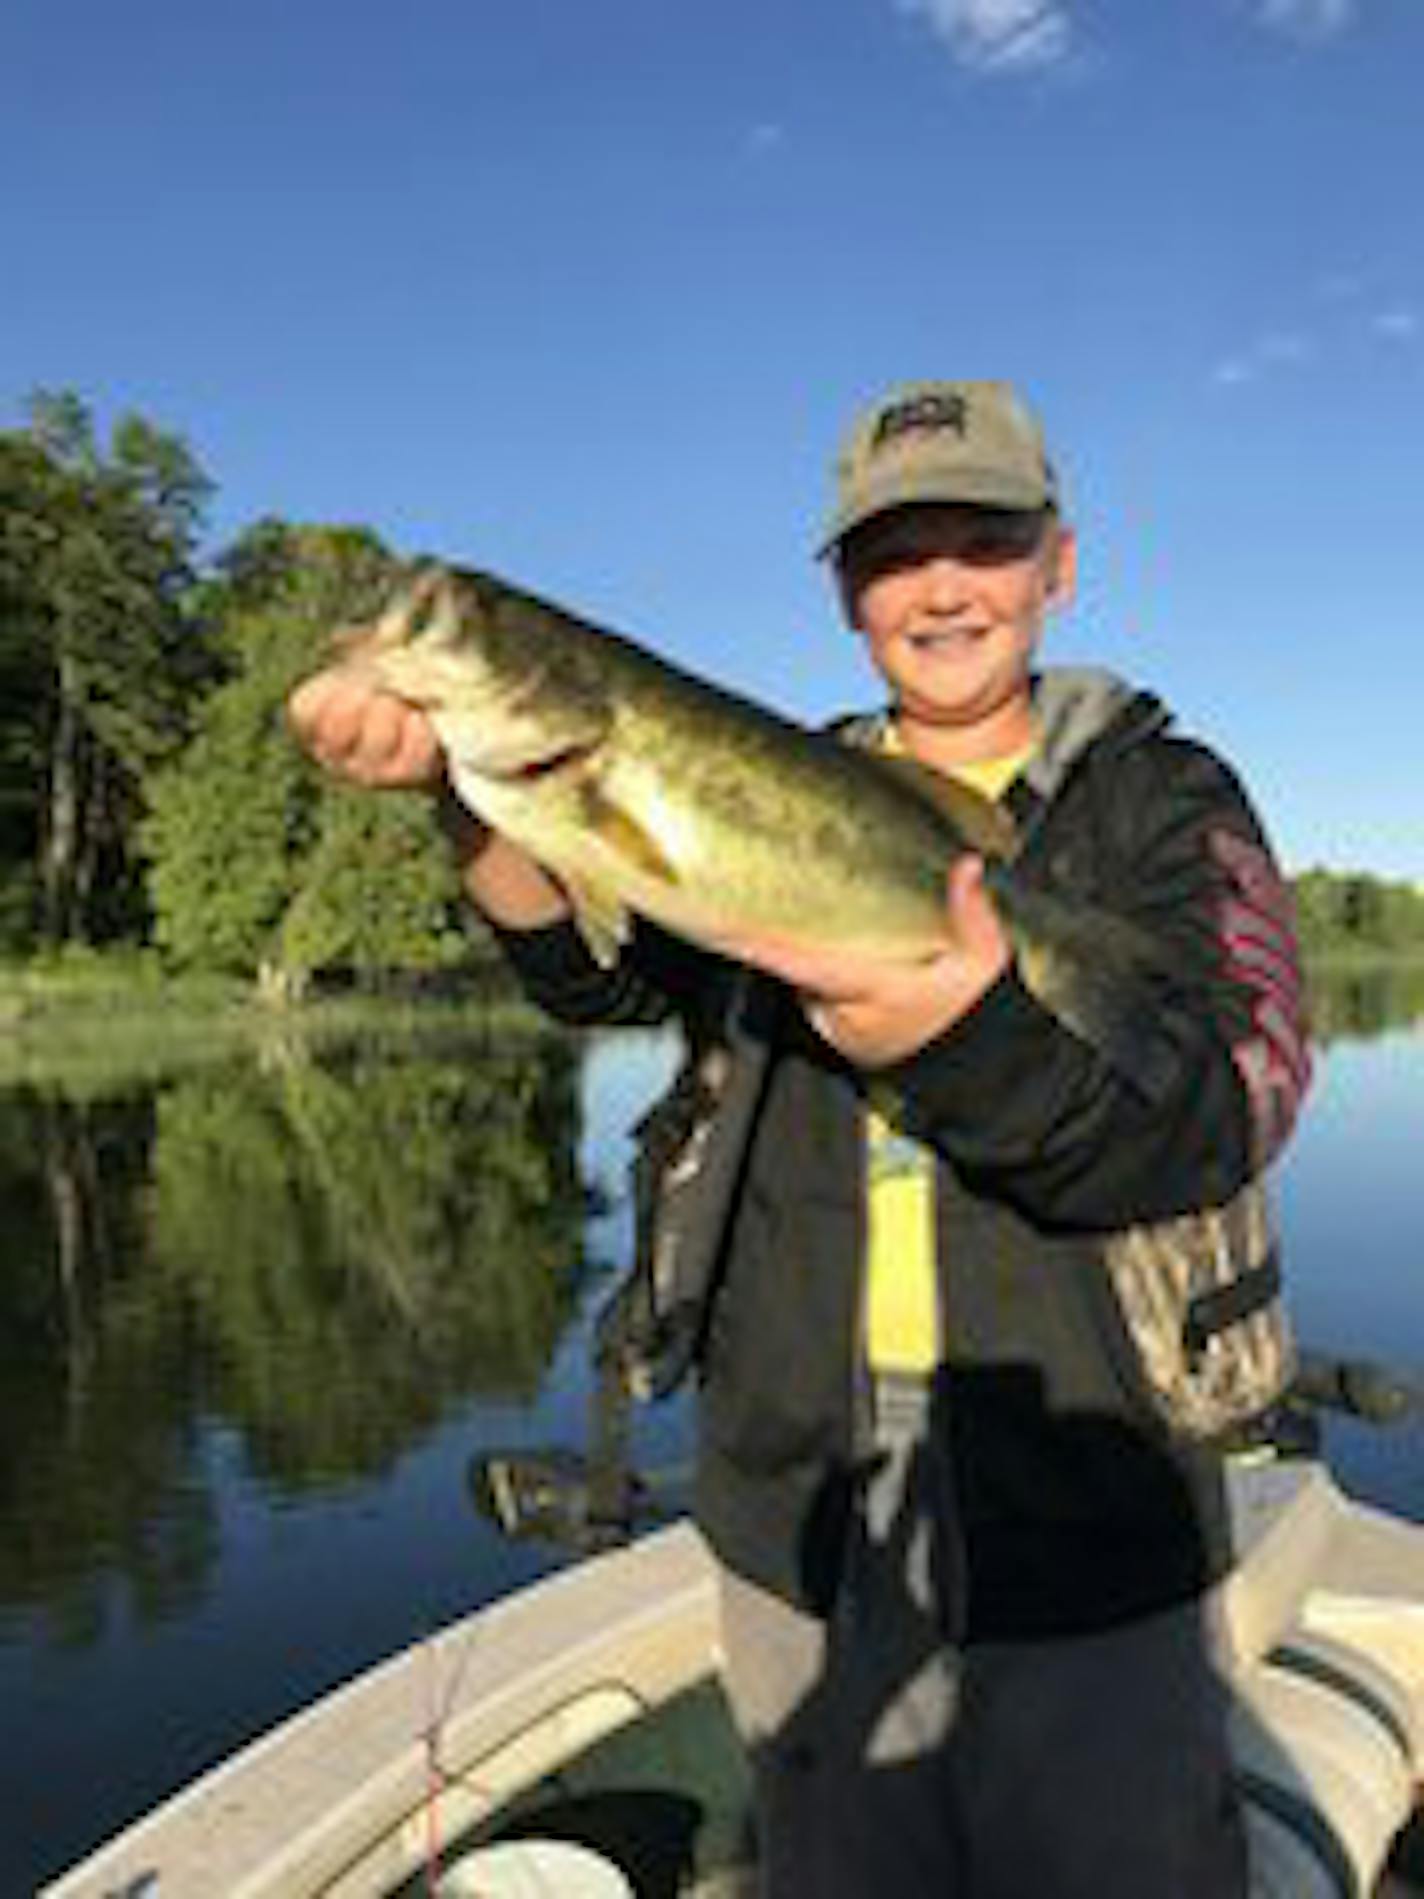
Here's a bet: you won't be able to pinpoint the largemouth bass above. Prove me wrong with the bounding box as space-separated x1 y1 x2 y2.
337 564 1164 1068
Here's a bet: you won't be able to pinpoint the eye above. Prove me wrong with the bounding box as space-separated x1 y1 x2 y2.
956 515 1044 564
844 525 926 583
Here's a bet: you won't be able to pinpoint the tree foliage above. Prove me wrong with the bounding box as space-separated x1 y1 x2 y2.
0 390 214 949
1 383 495 988
141 520 475 987
1293 868 1424 958
13 388 1418 993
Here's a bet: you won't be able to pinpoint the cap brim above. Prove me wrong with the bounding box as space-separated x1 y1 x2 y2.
816 465 1054 559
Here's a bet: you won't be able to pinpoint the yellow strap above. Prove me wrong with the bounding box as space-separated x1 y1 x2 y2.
860 721 1037 1377
948 743 1036 802
864 1093 940 1375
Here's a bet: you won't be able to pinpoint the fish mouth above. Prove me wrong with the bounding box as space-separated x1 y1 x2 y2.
478 737 601 785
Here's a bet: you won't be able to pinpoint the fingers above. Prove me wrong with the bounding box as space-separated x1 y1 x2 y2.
286 670 443 788
947 854 1008 964
946 851 985 909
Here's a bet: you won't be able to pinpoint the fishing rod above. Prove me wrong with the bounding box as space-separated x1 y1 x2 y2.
467 1445 690 1555
469 1347 1422 1556
467 1343 691 1556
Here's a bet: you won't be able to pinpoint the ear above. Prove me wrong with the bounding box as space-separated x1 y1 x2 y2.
1042 523 1078 609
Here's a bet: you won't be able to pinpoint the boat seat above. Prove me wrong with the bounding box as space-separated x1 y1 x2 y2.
1235 1628 1418 1898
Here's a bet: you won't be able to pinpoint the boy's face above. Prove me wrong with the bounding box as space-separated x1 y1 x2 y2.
839 504 1075 735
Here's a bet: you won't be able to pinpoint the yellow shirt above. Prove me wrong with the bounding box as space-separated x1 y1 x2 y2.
862 730 1035 1377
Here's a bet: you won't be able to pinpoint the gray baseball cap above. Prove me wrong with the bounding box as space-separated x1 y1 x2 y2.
818 379 1059 557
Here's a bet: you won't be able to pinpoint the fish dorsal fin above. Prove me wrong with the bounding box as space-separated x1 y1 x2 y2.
862 753 1020 861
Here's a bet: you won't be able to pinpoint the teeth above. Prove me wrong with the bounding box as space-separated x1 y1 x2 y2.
913 626 984 647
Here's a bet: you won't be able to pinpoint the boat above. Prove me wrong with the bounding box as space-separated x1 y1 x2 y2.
41 1375 1424 1899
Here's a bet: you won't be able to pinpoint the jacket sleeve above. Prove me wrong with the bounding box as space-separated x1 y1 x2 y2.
491 914 730 1034
882 735 1312 1232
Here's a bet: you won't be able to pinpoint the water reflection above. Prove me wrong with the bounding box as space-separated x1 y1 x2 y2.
4 981 1423 1897
0 1024 588 1642
1306 958 1424 1046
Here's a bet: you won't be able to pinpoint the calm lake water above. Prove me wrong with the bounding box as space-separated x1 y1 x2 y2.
2 977 1422 1896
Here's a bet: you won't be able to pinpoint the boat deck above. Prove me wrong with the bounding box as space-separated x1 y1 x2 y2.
413 1677 755 1897
429 1675 1424 1897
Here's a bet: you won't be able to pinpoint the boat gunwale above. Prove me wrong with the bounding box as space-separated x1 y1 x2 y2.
41 1522 722 1899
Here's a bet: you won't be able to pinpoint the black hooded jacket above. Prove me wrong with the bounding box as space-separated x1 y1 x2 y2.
494 670 1310 1638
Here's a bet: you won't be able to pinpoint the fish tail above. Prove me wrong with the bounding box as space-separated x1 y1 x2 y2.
990 869 1178 1100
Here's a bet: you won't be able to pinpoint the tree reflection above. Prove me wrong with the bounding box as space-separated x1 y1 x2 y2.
0 1026 590 1637
151 1031 588 1487
0 1087 213 1641
1305 961 1424 1046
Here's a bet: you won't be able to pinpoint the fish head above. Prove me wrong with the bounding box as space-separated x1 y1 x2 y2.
338 564 611 779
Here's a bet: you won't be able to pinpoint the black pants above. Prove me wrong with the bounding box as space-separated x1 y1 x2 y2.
716 1433 1248 1897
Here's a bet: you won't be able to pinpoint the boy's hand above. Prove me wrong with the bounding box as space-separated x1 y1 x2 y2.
286 669 445 790
719 856 1010 1068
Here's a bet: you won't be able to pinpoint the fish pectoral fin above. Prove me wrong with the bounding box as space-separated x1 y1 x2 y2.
563 873 634 970
561 787 678 968
577 783 682 887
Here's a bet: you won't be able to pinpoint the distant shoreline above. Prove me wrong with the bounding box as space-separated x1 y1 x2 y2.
0 957 548 1093
1302 946 1424 970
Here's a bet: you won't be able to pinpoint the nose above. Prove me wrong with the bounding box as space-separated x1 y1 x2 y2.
920 554 968 613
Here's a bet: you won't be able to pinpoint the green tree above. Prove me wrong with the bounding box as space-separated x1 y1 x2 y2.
0 436 53 944
1292 867 1424 959
0 391 214 948
142 521 473 988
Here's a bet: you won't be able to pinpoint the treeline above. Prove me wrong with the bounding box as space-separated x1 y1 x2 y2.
1 389 479 994
4 390 1421 991
1293 869 1424 960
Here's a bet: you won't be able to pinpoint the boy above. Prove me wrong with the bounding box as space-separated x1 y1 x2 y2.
289 381 1308 1894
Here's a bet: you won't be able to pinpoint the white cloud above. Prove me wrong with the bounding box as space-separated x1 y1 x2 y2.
744 122 786 157
1213 294 1421 388
1373 308 1419 342
1317 272 1366 302
1258 0 1355 41
896 0 1074 72
1257 330 1314 365
1210 330 1315 389
1212 359 1255 388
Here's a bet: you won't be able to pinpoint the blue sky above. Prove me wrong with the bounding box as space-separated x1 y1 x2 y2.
4 0 1421 876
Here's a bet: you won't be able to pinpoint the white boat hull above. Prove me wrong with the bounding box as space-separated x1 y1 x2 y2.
42 1462 1424 1899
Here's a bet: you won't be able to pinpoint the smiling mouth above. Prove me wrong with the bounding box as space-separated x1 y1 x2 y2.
908 626 985 650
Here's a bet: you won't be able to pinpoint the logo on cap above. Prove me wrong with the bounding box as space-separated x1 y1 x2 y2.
870 390 969 452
